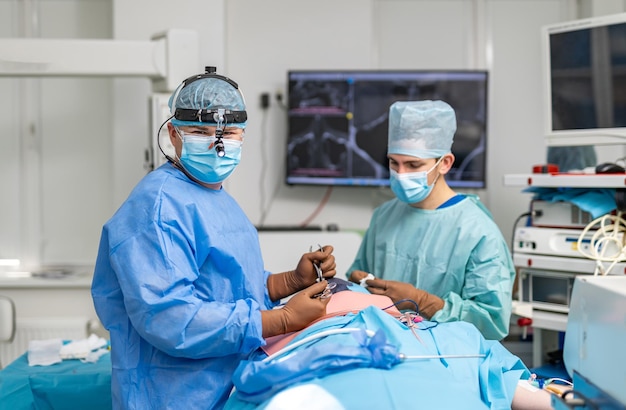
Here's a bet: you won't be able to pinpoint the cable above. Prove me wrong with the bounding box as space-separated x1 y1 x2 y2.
155 116 214 187
546 377 573 387
275 90 288 110
510 211 531 253
383 298 419 314
418 321 439 331
261 328 375 363
576 211 626 275
298 186 333 227
261 325 476 366
155 114 175 165
258 107 270 225
257 92 288 227
399 353 485 360
381 299 439 331
257 175 284 228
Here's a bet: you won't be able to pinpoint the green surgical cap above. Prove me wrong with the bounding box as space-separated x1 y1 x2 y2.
168 76 247 128
388 100 456 158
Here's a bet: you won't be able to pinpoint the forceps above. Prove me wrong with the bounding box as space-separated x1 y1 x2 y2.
310 244 336 298
311 244 324 282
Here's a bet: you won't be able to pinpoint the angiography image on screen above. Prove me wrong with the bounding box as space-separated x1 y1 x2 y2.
286 70 489 188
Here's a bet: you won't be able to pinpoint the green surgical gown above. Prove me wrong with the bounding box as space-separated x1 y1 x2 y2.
348 195 515 340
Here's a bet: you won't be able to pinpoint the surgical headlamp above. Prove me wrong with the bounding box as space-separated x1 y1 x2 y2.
171 66 248 126
173 107 247 125
156 66 248 181
170 66 247 158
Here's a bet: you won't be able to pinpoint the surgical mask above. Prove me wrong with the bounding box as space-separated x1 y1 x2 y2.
389 157 443 204
179 133 243 184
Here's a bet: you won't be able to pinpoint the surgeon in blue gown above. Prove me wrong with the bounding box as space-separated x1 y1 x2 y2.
348 100 515 341
91 67 336 410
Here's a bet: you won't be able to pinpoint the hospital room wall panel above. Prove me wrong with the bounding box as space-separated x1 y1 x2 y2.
223 0 379 230
37 1 113 265
3 1 626 360
0 0 113 266
484 0 565 241
110 0 626 243
225 0 490 231
0 0 598 266
110 0 226 208
376 0 474 70
220 0 575 238
39 0 111 40
0 3 22 263
485 0 626 241
223 0 481 230
39 78 113 264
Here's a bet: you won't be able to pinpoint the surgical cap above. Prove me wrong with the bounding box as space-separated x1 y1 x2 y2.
388 100 456 159
169 74 247 128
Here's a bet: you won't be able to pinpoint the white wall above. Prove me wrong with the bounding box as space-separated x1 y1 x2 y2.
0 0 113 267
110 0 226 206
486 0 565 236
223 0 572 236
0 2 21 263
2 0 626 268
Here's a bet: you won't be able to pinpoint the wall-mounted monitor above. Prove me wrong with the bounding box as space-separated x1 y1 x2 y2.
543 12 626 146
286 70 488 188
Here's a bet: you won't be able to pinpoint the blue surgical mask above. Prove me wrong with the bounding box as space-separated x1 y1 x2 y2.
179 133 243 184
389 157 443 204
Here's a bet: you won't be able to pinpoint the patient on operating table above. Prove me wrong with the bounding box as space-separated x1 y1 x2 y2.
224 279 567 410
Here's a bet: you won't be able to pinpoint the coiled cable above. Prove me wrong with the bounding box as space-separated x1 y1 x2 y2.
576 211 626 275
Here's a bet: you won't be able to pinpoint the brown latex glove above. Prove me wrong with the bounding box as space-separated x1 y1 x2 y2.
261 281 331 338
348 270 370 284
365 278 444 319
267 245 336 301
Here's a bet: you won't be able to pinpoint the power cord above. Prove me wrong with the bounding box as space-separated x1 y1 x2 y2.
576 210 626 275
510 210 543 254
258 99 271 226
275 91 288 110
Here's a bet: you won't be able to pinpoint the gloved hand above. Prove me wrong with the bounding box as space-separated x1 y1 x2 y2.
348 270 370 284
267 245 336 301
261 281 331 338
365 278 444 319
294 244 336 286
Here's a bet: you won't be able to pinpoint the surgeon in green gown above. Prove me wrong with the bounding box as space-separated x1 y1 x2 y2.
348 100 515 340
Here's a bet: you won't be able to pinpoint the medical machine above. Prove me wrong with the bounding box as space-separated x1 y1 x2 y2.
551 276 626 409
513 225 625 314
542 12 626 147
530 200 592 229
285 70 488 188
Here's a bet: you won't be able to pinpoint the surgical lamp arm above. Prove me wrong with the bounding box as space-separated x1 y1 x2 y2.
0 29 199 93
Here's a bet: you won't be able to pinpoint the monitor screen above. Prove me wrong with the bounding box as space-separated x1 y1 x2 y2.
286 70 489 188
543 13 626 146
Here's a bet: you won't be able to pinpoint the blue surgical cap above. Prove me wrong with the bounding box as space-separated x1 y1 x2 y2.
169 75 247 128
388 100 456 159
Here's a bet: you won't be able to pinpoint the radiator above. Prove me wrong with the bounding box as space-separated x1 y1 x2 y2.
0 317 89 367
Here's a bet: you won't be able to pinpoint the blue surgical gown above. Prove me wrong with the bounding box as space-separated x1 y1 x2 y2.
91 163 276 410
347 195 515 340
